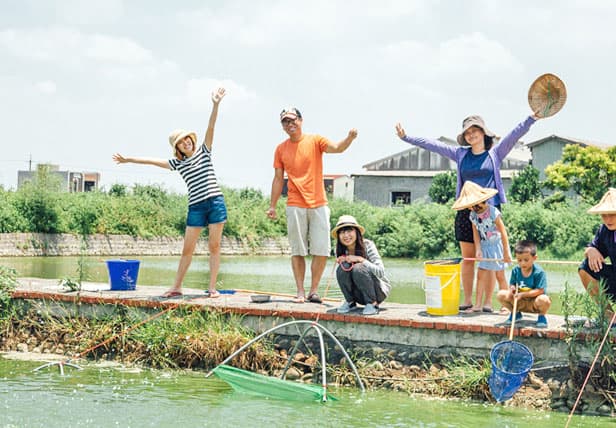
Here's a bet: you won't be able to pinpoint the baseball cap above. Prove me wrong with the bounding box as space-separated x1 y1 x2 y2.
280 107 302 121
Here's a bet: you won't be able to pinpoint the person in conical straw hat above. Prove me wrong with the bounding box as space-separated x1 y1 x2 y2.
579 188 616 325
112 87 228 299
453 181 512 314
394 75 564 310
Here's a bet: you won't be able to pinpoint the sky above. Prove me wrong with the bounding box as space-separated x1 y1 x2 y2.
1 0 615 195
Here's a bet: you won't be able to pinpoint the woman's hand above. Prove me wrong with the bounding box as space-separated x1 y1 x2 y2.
395 123 407 139
212 87 226 104
336 255 365 264
112 153 128 164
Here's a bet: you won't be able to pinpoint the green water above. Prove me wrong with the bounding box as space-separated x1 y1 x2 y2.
0 255 584 314
1 358 607 427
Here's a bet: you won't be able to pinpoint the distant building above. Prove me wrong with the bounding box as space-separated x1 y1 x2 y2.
525 135 611 180
17 164 100 192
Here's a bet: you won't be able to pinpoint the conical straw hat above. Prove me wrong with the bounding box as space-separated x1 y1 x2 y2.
528 73 567 118
588 188 616 214
451 181 498 211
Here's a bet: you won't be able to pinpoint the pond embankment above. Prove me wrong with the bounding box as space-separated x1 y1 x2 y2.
0 233 290 257
5 278 614 416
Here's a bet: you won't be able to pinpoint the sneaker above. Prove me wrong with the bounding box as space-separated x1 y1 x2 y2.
502 312 523 326
362 303 379 315
336 301 355 314
536 315 548 328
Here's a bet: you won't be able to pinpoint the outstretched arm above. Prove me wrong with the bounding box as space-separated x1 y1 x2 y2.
325 129 358 153
112 153 170 170
203 87 226 151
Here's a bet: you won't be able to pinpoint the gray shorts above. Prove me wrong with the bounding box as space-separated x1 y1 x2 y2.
286 205 331 256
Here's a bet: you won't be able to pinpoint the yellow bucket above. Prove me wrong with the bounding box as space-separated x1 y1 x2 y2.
423 260 461 316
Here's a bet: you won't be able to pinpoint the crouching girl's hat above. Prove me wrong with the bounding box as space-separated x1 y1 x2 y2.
588 188 616 214
169 129 197 156
331 215 365 238
528 73 567 118
451 181 498 211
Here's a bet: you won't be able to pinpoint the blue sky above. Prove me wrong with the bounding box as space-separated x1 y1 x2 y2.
1 0 614 194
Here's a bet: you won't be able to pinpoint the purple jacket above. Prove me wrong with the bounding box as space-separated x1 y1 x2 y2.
400 116 536 203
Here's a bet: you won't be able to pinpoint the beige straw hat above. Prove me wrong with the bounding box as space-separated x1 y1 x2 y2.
451 181 498 211
168 129 197 157
588 188 616 214
331 215 365 238
528 73 567 118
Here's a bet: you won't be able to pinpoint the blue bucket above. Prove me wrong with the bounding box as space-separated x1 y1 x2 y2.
105 259 140 291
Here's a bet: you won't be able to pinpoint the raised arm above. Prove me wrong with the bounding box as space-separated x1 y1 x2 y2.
203 87 226 151
395 122 458 160
324 129 358 153
112 153 170 170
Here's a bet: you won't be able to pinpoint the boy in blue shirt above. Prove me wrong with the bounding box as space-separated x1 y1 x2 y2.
497 240 552 328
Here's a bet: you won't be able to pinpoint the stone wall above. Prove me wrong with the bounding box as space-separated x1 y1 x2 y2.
0 233 290 257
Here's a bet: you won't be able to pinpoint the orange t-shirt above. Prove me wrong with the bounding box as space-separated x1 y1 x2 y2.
273 134 331 208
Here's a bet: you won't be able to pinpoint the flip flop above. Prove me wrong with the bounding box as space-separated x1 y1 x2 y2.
482 306 494 313
162 290 183 298
307 293 322 304
204 290 220 298
292 295 305 303
459 304 473 311
463 307 482 314
498 307 510 315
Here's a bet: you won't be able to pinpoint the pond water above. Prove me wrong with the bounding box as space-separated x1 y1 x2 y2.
0 255 584 314
0 358 604 427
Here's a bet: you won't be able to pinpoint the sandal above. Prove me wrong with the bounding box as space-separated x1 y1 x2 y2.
307 293 322 304
204 290 220 298
162 290 183 298
292 295 305 303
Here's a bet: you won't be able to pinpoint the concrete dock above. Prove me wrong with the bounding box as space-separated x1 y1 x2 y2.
11 277 595 365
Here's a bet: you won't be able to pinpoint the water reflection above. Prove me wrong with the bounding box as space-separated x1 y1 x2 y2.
1 256 584 314
0 358 603 427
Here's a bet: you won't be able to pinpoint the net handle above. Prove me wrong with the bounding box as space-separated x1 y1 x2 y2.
509 285 519 341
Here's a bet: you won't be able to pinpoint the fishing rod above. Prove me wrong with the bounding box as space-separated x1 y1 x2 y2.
462 257 579 265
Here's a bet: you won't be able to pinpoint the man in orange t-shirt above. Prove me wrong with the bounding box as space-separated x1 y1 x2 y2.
267 107 357 303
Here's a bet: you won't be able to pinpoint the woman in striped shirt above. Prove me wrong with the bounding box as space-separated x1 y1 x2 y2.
112 87 227 298
331 215 391 315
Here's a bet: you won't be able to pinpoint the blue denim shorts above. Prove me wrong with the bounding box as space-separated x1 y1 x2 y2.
186 195 227 227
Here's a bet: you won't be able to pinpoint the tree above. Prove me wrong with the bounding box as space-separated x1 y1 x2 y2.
428 171 457 204
544 145 616 203
508 165 543 203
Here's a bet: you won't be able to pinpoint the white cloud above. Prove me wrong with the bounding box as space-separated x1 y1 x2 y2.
0 27 154 66
183 78 257 110
85 34 153 64
35 80 57 94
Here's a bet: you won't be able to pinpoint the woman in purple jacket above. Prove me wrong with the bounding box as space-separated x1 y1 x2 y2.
395 113 541 311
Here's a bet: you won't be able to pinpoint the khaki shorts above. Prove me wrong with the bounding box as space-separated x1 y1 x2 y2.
286 205 331 256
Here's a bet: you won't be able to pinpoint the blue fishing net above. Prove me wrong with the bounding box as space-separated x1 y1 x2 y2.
488 340 534 402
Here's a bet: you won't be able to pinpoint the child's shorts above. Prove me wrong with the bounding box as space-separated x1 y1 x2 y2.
579 259 616 300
